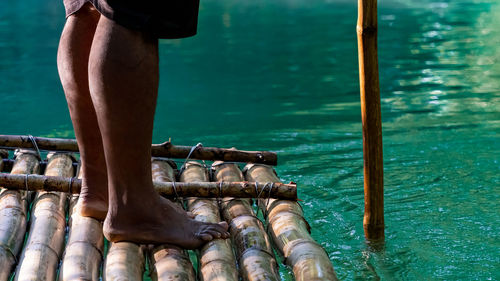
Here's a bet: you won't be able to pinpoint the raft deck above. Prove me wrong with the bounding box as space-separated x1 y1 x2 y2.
0 145 337 281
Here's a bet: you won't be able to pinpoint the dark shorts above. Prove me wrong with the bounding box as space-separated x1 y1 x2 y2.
63 0 200 39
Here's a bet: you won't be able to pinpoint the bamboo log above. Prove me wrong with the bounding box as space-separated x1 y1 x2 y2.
212 162 280 281
10 151 40 202
104 243 145 281
244 164 338 281
357 0 384 241
149 159 196 281
59 169 104 281
0 152 40 281
0 173 297 200
15 153 74 281
0 135 277 165
180 161 238 281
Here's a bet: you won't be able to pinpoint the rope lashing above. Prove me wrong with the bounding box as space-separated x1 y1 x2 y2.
179 143 203 175
24 174 29 192
172 181 180 202
28 135 42 160
216 181 224 205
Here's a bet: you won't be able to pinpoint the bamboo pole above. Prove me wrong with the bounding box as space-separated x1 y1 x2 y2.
180 161 238 281
104 243 145 281
0 173 297 200
244 164 338 281
148 159 196 281
59 169 104 281
212 162 280 281
15 153 74 281
357 0 384 241
0 152 40 281
10 151 40 202
0 135 277 165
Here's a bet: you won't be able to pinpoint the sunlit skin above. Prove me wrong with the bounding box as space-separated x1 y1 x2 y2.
57 4 229 249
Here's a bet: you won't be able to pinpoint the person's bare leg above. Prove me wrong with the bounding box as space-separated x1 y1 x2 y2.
57 4 108 220
88 16 228 249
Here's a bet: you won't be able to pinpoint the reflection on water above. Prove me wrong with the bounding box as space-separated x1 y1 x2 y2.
0 0 499 280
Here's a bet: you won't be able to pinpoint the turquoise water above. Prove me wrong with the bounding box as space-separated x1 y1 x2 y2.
1 0 499 280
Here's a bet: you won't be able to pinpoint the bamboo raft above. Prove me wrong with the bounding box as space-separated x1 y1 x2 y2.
0 135 338 281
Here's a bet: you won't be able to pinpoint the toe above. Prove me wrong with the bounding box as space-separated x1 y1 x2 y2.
204 224 230 239
218 221 229 230
206 230 222 239
199 233 213 241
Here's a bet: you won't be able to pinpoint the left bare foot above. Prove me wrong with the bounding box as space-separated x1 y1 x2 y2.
79 186 108 220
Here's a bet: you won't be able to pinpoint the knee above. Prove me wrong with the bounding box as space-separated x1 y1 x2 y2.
59 69 80 94
72 3 100 23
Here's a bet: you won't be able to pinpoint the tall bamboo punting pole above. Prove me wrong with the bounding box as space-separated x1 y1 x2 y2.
15 153 74 281
59 169 104 281
148 159 196 281
180 161 238 281
0 152 40 281
212 162 280 281
0 135 277 165
357 0 384 241
244 164 338 281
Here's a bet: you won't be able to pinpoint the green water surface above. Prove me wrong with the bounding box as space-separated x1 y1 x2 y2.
1 0 499 280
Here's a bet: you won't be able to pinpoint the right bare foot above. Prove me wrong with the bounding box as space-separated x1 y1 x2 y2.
159 196 195 219
79 191 194 221
103 195 229 249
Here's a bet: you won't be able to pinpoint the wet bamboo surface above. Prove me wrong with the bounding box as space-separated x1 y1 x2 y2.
15 153 74 281
149 159 196 281
0 150 336 280
180 161 238 281
212 162 280 281
59 168 104 281
244 164 338 281
0 151 40 281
